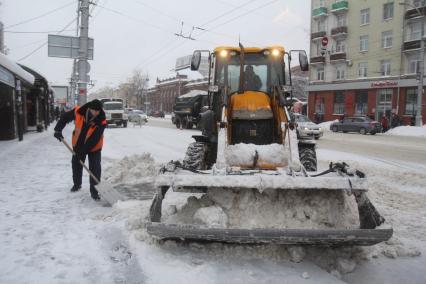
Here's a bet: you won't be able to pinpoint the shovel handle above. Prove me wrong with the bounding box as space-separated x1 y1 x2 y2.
61 139 101 184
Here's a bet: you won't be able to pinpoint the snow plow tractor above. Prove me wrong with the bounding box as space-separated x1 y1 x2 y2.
146 45 393 246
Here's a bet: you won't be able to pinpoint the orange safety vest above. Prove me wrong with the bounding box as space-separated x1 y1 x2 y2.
72 106 106 152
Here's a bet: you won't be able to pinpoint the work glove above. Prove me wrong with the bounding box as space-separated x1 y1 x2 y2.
54 131 64 141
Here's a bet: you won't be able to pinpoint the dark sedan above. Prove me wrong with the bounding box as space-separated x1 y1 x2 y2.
330 116 382 135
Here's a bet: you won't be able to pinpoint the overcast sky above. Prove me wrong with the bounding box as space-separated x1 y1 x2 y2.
1 0 310 92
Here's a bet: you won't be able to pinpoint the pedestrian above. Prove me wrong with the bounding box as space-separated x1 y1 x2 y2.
390 113 400 129
381 115 389 132
54 106 60 121
53 99 107 200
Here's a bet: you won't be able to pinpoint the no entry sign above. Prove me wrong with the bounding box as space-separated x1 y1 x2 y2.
321 36 329 47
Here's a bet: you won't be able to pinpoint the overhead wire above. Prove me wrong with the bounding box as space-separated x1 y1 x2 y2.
18 17 77 61
5 1 75 29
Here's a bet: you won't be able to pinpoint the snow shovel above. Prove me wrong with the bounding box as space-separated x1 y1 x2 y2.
61 139 125 205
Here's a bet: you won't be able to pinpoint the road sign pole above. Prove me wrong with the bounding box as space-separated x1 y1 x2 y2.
78 0 90 106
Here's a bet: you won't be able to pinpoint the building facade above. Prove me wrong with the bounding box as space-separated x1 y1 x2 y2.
308 0 426 125
146 70 208 114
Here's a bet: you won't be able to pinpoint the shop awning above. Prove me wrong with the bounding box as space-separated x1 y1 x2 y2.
0 53 35 87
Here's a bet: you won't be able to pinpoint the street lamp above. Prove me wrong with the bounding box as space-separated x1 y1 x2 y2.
400 1 424 126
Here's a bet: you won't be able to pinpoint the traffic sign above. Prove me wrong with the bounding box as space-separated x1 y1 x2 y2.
321 36 329 47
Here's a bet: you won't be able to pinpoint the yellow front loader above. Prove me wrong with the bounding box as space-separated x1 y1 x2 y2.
146 45 392 246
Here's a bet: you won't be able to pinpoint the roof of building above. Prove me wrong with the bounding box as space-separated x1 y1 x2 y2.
0 52 35 85
179 89 207 98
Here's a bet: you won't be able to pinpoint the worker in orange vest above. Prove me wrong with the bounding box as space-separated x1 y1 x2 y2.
54 99 107 200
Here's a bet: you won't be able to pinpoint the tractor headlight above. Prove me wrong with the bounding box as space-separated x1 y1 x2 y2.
272 49 280 57
219 50 228 57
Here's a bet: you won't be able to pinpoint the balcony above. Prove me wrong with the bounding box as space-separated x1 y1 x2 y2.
313 7 328 18
331 1 348 13
330 52 347 62
310 56 325 64
331 26 348 38
405 6 426 20
311 31 326 40
403 40 421 51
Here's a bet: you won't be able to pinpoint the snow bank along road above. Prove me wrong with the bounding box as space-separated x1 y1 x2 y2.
0 122 425 283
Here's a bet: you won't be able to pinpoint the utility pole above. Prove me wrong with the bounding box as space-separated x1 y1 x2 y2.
0 22 4 54
69 0 81 107
417 14 424 126
77 0 90 106
400 2 424 126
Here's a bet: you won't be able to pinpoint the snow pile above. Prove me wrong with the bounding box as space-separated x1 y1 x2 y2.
225 143 289 168
162 188 359 229
384 125 426 138
104 153 157 184
318 120 339 132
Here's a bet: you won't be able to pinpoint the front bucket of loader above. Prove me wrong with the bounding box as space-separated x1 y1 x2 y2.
146 222 393 246
147 173 393 246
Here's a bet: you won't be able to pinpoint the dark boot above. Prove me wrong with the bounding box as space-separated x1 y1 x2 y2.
91 192 100 201
70 185 81 192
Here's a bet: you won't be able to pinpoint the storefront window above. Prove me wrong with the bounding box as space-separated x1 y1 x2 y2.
355 92 368 115
333 91 345 114
405 88 417 115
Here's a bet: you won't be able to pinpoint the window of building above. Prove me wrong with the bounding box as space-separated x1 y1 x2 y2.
360 8 370 25
407 22 422 41
382 30 393 48
360 35 369 51
413 0 426 7
405 88 418 115
336 14 347 27
333 91 345 114
316 0 325 8
358 62 368 77
317 68 325 81
383 2 394 20
355 92 368 115
315 98 325 114
380 59 391 76
317 19 326 32
335 39 346 53
336 66 346 80
378 89 392 104
409 60 421 74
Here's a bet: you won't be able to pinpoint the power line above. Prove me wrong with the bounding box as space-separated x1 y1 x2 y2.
18 17 77 61
5 1 75 29
5 29 74 34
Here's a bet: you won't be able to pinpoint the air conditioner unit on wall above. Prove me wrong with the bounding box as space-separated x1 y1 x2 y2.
346 60 353 67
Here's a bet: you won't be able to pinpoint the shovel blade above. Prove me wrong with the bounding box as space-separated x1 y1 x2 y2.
95 181 126 205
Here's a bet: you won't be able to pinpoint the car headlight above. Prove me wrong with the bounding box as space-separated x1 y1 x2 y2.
106 113 111 119
303 127 310 131
123 114 128 119
319 127 323 132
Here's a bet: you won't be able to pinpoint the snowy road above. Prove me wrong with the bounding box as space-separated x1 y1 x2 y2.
318 132 426 168
0 123 425 283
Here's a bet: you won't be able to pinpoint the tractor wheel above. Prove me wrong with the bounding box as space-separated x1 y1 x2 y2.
298 144 317 171
175 118 181 129
183 142 208 170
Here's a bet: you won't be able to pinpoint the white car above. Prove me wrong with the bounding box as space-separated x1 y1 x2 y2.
294 113 324 140
128 110 148 124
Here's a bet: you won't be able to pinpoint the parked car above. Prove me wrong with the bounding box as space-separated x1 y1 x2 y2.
128 110 148 124
330 116 382 135
150 110 165 118
294 113 324 140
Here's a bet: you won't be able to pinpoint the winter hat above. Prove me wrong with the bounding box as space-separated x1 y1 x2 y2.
87 99 103 110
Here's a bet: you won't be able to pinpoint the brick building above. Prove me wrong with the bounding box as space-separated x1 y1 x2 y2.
146 68 208 114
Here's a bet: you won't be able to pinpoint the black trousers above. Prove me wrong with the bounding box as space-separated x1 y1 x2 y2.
72 150 101 196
